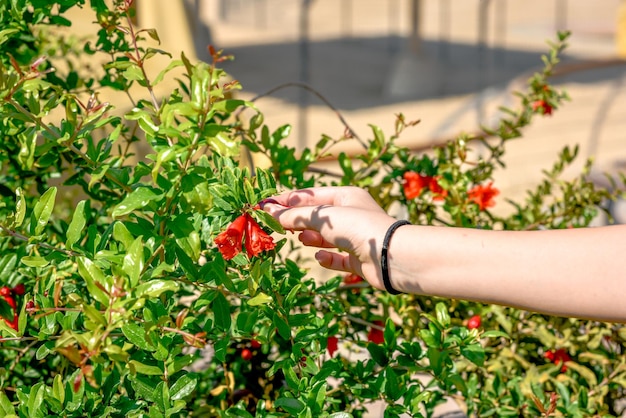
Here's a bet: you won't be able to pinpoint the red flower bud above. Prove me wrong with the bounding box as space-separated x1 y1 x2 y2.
73 373 82 393
2 295 18 331
12 284 25 296
250 339 261 349
0 286 11 297
367 320 385 344
467 314 481 330
327 336 338 357
25 300 35 313
241 348 253 361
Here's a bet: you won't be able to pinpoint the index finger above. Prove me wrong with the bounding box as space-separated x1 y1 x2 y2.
262 186 375 209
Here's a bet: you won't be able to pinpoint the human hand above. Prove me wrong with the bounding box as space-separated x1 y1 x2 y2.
262 187 398 290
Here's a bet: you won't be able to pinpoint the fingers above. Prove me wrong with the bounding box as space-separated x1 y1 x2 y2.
263 186 373 209
314 250 353 273
264 203 335 233
298 230 335 248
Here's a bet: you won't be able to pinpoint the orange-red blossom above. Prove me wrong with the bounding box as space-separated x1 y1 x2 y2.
403 171 448 201
467 182 499 211
214 213 275 260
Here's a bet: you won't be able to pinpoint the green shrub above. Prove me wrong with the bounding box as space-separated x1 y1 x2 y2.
1 1 624 417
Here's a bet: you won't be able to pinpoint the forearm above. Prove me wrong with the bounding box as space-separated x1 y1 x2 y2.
389 225 626 322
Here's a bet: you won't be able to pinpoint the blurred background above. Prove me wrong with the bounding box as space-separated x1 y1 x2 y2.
112 0 626 221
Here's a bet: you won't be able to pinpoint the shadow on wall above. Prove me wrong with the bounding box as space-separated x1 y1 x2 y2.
218 35 625 110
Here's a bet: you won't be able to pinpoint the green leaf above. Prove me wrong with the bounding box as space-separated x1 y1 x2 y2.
419 329 439 348
129 375 159 402
14 188 26 227
136 280 179 298
253 210 284 234
282 366 300 390
27 383 45 418
461 343 485 367
385 367 402 401
213 338 229 363
0 28 19 46
76 257 110 306
129 360 163 376
273 312 290 340
21 256 49 267
170 374 197 401
66 200 87 249
123 237 144 287
112 187 162 217
52 374 65 406
122 322 156 351
212 292 231 332
565 362 598 386
247 292 272 306
274 397 305 415
236 310 259 334
367 342 388 366
0 390 16 416
113 221 135 248
482 330 510 339
211 99 250 114
435 302 450 327
35 341 55 360
31 187 57 235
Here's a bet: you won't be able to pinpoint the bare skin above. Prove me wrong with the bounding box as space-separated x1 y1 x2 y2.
263 186 626 323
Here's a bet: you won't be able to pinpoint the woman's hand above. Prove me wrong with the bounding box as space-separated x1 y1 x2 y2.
262 186 397 290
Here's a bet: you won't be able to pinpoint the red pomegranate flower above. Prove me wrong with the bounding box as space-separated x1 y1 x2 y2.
467 182 499 211
532 99 553 115
343 273 364 285
327 336 338 357
545 348 571 372
428 176 448 201
367 320 385 344
214 214 247 260
214 212 275 260
402 171 430 200
244 213 276 258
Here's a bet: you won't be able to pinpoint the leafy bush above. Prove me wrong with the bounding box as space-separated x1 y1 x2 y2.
1 1 625 417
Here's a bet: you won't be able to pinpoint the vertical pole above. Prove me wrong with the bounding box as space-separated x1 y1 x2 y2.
439 0 451 63
410 0 422 54
495 0 506 66
477 0 491 125
298 0 313 151
388 0 400 54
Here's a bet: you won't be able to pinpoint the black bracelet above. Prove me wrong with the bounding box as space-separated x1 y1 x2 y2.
381 220 411 295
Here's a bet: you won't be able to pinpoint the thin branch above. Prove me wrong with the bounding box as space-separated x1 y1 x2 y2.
240 81 367 149
0 225 80 257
